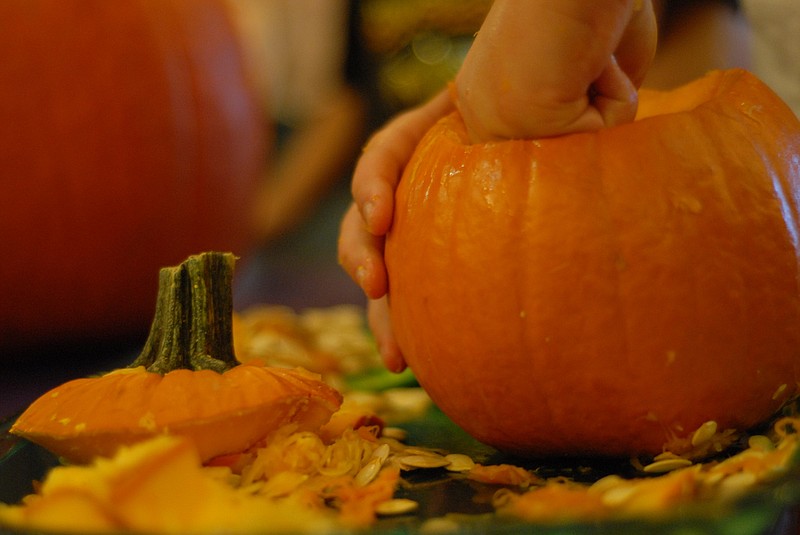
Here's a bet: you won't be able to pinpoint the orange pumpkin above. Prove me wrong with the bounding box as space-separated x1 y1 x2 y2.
11 253 342 463
0 0 267 354
10 364 342 464
385 69 800 457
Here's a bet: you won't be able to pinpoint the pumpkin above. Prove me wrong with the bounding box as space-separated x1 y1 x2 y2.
0 435 337 533
0 0 267 354
11 253 342 463
385 69 800 458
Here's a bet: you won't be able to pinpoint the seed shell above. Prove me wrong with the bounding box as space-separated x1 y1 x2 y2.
642 458 693 474
375 498 420 516
399 454 451 470
444 453 475 472
381 427 408 441
690 420 718 447
354 458 383 486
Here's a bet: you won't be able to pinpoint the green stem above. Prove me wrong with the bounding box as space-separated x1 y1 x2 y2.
130 252 238 374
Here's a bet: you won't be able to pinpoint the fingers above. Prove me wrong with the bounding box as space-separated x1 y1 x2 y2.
591 55 639 128
367 296 406 372
454 0 658 142
338 203 388 299
350 145 398 237
338 210 406 372
342 90 454 301
589 0 654 127
616 0 658 88
352 89 454 236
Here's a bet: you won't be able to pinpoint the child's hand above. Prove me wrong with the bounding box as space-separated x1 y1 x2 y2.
456 0 657 142
339 0 657 371
339 90 453 371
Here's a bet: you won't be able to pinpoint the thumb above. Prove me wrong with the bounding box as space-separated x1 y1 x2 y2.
591 55 639 128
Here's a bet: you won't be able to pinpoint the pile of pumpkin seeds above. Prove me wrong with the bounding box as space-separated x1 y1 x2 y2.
236 305 800 526
365 417 799 526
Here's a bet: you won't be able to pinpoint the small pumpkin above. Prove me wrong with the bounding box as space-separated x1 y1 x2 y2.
0 0 268 354
385 69 800 457
11 253 342 464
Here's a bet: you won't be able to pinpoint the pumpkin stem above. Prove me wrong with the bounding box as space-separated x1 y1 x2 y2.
130 252 238 373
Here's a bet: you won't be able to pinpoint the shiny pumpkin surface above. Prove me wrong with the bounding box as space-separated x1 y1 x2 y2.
385 69 800 457
0 0 267 352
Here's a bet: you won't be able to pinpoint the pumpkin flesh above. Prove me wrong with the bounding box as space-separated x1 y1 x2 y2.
385 69 800 457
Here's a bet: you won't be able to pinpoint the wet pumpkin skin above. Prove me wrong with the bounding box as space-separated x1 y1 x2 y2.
385 69 800 457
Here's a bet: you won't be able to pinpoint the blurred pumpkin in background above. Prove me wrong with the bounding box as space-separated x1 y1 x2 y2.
0 0 268 356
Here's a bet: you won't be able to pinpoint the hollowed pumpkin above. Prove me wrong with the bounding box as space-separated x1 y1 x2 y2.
11 253 342 464
385 69 800 457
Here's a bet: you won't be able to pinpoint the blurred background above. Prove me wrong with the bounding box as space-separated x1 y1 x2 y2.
228 0 491 313
0 0 491 417
2 0 796 418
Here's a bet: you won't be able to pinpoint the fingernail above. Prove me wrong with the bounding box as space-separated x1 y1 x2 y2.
384 353 407 374
362 200 375 226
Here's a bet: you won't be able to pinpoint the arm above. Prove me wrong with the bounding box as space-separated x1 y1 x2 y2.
252 86 367 244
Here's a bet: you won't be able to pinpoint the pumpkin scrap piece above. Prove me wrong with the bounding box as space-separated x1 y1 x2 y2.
467 463 541 488
10 253 342 463
10 364 341 464
492 416 800 524
0 435 336 534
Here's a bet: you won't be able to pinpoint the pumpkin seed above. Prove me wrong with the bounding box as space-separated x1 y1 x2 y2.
354 458 383 486
371 443 391 463
690 420 718 447
653 451 683 462
444 453 475 472
402 446 446 457
642 458 693 473
399 454 451 470
772 383 788 400
420 517 460 533
747 434 775 452
375 498 419 516
381 427 408 441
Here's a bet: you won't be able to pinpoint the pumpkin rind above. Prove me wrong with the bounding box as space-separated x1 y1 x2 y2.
10 365 342 464
10 253 343 463
385 69 800 457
